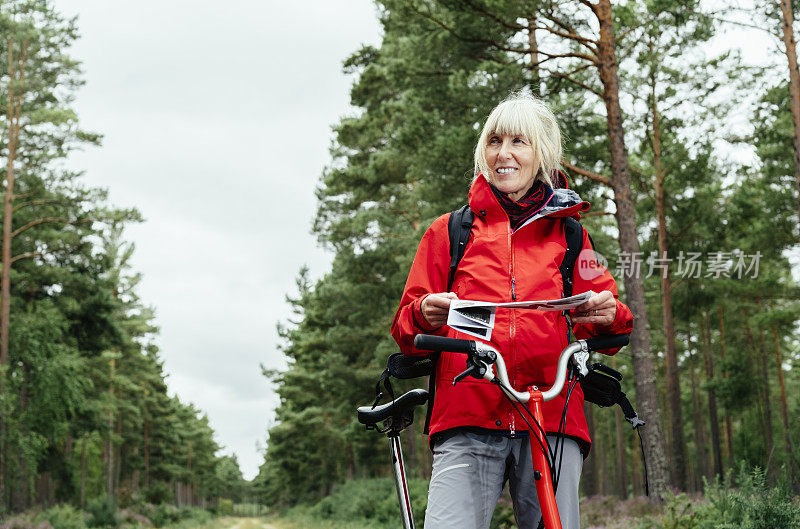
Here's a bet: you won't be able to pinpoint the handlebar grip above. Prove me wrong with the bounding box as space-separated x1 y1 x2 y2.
585 334 630 351
414 334 477 354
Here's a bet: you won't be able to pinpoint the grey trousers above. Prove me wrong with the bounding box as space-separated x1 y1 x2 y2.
424 430 583 529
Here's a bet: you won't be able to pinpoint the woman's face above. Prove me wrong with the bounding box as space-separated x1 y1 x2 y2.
485 133 538 201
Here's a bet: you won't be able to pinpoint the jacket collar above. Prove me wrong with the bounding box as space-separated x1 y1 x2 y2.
468 174 590 225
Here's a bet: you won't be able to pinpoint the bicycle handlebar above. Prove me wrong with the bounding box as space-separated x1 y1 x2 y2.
413 333 630 403
585 334 629 351
414 334 477 354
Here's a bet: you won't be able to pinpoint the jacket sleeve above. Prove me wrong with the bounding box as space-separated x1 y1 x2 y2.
390 215 452 356
570 227 634 355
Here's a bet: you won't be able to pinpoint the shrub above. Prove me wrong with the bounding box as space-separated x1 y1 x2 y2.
38 505 87 529
116 509 152 527
2 513 52 529
301 477 428 526
217 499 233 516
633 466 800 529
694 466 800 529
139 483 173 506
147 505 178 528
86 497 118 528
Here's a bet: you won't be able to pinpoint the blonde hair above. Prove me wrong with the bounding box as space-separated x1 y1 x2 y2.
474 91 562 188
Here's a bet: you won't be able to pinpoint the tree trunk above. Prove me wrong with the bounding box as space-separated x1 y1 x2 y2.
631 429 642 496
612 356 628 497
582 401 598 496
594 0 668 500
701 312 723 478
743 303 774 477
742 309 772 475
115 415 123 491
80 439 87 508
614 408 628 497
596 411 607 495
688 323 707 490
779 0 800 234
651 80 686 491
0 38 24 504
772 328 797 471
755 299 776 478
717 307 734 470
144 417 150 487
107 360 115 498
527 16 541 96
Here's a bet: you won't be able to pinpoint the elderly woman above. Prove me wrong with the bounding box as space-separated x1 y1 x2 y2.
390 92 633 529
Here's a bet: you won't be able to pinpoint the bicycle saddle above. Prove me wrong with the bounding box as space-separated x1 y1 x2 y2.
357 388 429 425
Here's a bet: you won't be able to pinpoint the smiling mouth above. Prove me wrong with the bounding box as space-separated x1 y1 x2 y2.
496 167 518 174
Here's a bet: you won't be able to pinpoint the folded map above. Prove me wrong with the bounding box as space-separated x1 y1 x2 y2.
446 291 595 340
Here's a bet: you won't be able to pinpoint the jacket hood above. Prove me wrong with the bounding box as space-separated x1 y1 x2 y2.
469 174 590 224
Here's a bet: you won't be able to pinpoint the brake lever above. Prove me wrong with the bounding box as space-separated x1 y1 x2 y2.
453 343 497 386
453 366 476 385
453 360 487 386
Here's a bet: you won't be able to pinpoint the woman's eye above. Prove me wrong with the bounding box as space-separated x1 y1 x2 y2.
513 137 525 144
488 136 501 144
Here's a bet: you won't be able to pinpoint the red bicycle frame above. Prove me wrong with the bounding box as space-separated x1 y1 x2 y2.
528 387 562 529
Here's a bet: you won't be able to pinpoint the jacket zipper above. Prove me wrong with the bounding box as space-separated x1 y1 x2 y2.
509 227 516 436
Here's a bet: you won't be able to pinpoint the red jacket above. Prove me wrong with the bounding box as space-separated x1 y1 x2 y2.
390 175 633 448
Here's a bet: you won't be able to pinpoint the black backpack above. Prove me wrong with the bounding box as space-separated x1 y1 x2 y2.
374 206 587 433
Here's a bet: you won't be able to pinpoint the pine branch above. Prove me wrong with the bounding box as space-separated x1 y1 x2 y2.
562 161 610 186
537 24 598 54
12 198 64 213
408 3 562 57
535 49 597 64
10 217 90 238
461 0 525 31
542 68 603 97
10 251 41 264
538 12 599 51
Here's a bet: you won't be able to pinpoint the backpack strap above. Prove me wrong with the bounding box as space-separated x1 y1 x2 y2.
447 205 474 292
559 217 585 299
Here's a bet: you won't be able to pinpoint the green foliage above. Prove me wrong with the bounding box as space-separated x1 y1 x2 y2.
695 466 800 529
37 504 87 529
138 484 173 506
633 466 800 529
281 478 427 528
85 497 118 528
144 505 208 529
216 500 232 517
488 495 515 529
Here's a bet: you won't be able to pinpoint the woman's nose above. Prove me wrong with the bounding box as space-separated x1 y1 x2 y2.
498 141 512 159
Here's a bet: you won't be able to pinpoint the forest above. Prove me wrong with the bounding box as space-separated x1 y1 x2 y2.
0 0 248 515
254 0 800 519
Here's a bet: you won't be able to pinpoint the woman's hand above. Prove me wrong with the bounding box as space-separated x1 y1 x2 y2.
571 290 617 327
421 292 458 328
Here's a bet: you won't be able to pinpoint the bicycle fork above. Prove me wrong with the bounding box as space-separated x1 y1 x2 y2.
528 388 563 529
389 432 415 529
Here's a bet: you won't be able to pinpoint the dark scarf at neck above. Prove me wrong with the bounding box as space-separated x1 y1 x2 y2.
489 180 554 231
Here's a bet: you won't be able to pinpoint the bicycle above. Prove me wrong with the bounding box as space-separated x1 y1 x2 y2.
357 332 630 529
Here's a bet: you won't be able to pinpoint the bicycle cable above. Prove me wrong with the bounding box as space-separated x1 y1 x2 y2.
492 378 557 472
552 371 578 494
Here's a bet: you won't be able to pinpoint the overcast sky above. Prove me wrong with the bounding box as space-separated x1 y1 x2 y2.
56 0 382 479
52 0 796 482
